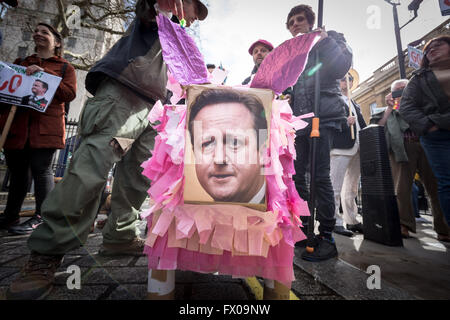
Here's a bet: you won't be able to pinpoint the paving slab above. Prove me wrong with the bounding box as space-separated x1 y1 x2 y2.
293 247 417 300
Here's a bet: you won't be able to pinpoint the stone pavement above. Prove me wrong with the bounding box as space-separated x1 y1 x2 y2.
0 201 342 300
1 198 448 300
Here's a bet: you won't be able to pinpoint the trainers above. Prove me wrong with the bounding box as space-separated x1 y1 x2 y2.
98 237 145 256
415 217 429 223
346 223 364 234
333 225 354 237
8 215 43 235
0 214 20 230
6 252 64 300
301 236 338 262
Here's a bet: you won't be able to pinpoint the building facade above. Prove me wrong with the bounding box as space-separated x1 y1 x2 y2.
353 19 450 123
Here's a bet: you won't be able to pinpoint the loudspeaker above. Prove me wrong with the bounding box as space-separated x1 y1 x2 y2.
359 125 403 246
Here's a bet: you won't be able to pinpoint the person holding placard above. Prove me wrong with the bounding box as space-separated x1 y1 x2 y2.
0 23 76 235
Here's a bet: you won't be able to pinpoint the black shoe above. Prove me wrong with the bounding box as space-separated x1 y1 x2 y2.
347 223 363 234
8 215 43 235
4 0 18 7
0 214 20 230
301 236 338 262
333 225 354 237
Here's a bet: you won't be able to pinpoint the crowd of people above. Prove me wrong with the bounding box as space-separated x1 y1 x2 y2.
0 0 448 300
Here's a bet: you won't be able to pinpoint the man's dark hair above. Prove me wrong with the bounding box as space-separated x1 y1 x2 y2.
207 64 216 69
188 88 268 149
35 79 49 92
421 35 450 68
286 4 315 30
36 23 64 57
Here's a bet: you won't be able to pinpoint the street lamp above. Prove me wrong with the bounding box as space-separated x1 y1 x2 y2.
384 0 423 78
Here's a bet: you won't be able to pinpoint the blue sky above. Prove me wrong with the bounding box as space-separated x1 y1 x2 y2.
191 0 448 86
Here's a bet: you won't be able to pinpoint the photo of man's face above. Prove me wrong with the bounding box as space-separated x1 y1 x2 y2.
31 80 47 96
184 86 272 210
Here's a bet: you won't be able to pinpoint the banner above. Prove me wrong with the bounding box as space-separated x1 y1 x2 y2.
407 46 423 70
0 61 62 113
439 0 450 16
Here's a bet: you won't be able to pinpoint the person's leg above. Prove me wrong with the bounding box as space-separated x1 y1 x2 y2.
0 148 30 228
29 148 56 216
417 144 449 237
102 125 156 245
293 134 311 234
314 128 336 237
8 148 56 234
27 79 150 255
301 128 338 262
293 134 310 203
330 154 351 227
389 146 416 234
341 151 361 226
420 130 450 226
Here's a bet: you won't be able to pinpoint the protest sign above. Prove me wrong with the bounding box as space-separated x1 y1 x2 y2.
0 61 62 113
408 46 423 70
439 0 450 16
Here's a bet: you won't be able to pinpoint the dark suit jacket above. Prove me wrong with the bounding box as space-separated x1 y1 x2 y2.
21 95 48 109
332 99 367 149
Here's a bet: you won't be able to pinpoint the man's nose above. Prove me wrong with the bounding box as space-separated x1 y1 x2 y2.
213 144 227 165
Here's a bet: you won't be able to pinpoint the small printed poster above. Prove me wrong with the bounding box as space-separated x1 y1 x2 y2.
0 61 62 113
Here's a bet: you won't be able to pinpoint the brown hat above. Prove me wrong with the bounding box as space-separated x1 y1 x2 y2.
194 0 208 21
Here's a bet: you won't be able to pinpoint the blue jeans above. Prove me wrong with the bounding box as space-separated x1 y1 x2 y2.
420 129 450 226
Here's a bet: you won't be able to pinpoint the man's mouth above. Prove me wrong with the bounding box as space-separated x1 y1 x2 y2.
209 173 234 182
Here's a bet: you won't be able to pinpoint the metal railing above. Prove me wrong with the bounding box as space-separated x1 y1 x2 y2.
51 118 81 177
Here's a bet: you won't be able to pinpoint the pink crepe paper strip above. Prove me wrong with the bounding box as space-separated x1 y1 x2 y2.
156 14 209 86
141 96 313 286
251 32 320 94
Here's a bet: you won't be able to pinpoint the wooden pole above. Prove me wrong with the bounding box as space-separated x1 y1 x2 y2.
345 74 355 140
0 105 17 150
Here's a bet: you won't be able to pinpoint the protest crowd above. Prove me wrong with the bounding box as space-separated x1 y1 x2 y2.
0 0 448 301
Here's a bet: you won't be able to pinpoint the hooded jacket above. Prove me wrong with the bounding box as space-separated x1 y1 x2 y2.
0 55 76 149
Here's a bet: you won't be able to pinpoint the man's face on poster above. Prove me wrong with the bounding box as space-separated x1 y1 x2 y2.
191 102 266 203
31 80 47 96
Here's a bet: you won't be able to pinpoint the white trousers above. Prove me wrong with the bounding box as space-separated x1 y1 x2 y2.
330 151 361 227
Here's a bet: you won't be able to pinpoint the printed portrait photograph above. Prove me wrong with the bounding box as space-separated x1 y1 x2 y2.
184 85 273 211
20 79 50 110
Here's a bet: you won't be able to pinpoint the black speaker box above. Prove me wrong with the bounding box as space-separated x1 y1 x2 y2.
359 125 403 246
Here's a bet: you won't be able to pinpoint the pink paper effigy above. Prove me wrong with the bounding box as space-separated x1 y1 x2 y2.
141 97 312 287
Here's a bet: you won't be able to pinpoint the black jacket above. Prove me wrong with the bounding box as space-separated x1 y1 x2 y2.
332 99 366 149
85 0 167 103
291 31 353 131
242 65 258 85
399 67 450 136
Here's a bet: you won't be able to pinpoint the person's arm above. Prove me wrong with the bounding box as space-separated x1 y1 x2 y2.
315 30 353 81
44 63 77 103
399 77 436 135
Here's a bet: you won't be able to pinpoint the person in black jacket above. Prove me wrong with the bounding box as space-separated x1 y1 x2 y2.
399 35 450 229
330 74 366 238
286 4 352 261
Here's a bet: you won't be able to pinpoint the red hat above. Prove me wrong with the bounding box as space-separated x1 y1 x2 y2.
248 39 274 55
